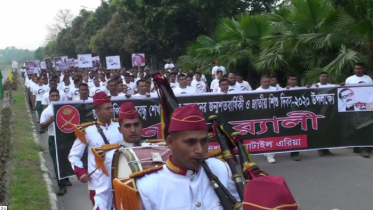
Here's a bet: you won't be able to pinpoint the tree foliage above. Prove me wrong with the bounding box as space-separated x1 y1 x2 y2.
37 0 279 68
0 47 34 69
179 0 373 84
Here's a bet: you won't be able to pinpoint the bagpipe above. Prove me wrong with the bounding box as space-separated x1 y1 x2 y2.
152 73 300 210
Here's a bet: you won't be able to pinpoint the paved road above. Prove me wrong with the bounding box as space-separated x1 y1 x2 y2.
30 107 373 210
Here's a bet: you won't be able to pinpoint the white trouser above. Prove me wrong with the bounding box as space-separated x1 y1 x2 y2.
263 153 275 158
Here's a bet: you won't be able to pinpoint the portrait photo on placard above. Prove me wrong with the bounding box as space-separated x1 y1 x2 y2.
337 87 373 112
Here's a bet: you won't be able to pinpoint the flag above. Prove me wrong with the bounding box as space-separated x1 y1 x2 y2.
8 68 13 83
0 71 3 100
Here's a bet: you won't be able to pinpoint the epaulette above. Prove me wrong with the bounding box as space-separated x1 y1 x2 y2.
129 165 163 179
91 144 122 177
112 118 119 122
205 149 222 159
112 178 141 210
73 121 96 144
205 149 226 162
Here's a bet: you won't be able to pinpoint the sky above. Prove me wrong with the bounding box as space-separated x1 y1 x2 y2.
0 0 102 50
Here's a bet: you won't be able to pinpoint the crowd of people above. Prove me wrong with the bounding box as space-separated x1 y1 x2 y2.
20 59 372 208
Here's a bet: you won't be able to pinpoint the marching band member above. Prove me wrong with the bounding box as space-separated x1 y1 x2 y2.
68 92 123 210
113 104 239 210
118 102 142 146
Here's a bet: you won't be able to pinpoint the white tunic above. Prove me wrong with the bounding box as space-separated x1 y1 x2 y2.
137 158 240 210
68 121 123 210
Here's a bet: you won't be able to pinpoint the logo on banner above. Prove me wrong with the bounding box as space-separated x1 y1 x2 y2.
113 103 120 117
56 105 80 133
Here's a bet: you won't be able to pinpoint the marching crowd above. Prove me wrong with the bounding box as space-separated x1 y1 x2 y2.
21 59 372 206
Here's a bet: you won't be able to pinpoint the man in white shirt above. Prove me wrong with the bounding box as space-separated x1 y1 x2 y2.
193 68 207 83
345 63 373 85
217 79 231 93
123 74 136 95
74 83 93 102
83 75 94 88
210 70 223 92
164 59 174 70
90 78 108 97
270 74 282 90
173 74 196 95
133 79 155 98
314 72 335 88
255 76 277 163
42 79 68 110
58 76 74 96
67 79 81 101
98 73 107 87
344 63 372 158
186 74 193 87
169 72 179 89
107 79 125 100
235 73 252 91
211 59 226 79
40 89 72 196
191 72 207 93
33 77 50 123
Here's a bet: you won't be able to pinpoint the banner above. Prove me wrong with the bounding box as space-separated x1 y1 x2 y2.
106 56 121 70
53 85 373 179
54 56 69 71
132 53 145 67
68 58 75 67
92 56 101 69
40 61 46 70
44 58 53 70
24 60 40 74
11 61 18 69
78 54 92 68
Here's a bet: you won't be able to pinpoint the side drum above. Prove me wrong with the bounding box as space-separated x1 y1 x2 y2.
111 145 171 179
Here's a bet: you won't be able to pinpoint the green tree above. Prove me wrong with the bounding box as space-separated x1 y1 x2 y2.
34 47 44 60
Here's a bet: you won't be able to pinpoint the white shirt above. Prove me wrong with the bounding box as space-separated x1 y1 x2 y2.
124 81 136 95
137 158 240 210
211 66 226 78
40 104 55 136
170 82 179 89
110 93 126 100
68 121 123 210
32 85 50 101
133 92 157 98
83 80 94 89
89 86 108 97
164 63 175 69
100 81 107 87
68 87 80 100
73 97 93 103
217 85 240 93
191 80 206 93
345 75 373 84
41 91 67 106
316 83 336 88
210 79 219 91
236 81 252 91
173 86 196 95
193 74 207 83
58 83 74 96
256 86 277 92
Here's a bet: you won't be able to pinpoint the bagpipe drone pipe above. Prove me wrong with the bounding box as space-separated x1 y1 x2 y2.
152 73 300 210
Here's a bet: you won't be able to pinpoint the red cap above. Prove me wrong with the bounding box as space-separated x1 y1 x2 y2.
168 104 208 132
119 102 139 120
93 92 111 107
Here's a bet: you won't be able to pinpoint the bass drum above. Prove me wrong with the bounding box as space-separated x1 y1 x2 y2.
111 145 171 179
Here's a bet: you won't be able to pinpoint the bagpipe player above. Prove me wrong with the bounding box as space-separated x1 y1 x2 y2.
113 104 240 210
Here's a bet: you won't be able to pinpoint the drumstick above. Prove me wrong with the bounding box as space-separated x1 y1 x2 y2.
88 167 98 177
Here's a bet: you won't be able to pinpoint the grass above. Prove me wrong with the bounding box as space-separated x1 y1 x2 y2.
7 86 51 210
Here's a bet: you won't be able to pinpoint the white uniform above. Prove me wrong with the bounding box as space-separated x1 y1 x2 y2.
68 121 123 210
173 86 196 95
89 86 108 97
41 91 67 106
137 158 240 210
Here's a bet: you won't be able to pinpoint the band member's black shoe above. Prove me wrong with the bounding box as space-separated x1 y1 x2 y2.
360 150 370 158
291 155 301 161
319 149 333 156
65 179 72 186
325 150 334 156
57 187 67 196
